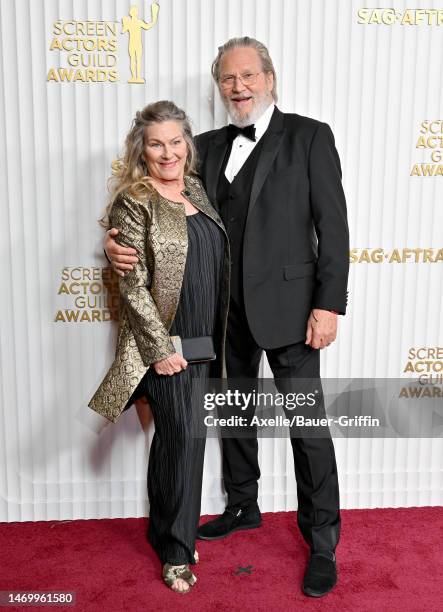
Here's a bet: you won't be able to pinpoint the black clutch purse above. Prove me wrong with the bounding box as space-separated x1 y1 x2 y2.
171 335 216 364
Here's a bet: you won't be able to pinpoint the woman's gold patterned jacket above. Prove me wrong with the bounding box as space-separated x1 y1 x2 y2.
88 175 230 423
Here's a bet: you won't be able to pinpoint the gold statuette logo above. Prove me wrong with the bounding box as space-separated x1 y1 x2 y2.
122 2 159 84
47 1 160 85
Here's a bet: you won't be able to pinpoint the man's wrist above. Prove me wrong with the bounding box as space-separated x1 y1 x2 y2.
312 307 338 315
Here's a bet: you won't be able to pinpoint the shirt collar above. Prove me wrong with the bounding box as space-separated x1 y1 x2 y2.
253 103 275 140
228 103 275 142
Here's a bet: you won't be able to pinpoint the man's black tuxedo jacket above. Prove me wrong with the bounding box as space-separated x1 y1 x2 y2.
195 107 349 350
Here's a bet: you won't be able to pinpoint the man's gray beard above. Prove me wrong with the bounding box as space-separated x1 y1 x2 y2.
224 94 272 127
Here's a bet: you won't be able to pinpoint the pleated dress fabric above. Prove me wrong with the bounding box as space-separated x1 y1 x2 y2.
140 211 224 565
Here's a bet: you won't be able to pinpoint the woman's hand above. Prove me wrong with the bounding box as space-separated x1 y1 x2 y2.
153 353 188 375
105 228 138 277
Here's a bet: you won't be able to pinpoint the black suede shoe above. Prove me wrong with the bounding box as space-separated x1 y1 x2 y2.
302 552 337 597
197 504 262 540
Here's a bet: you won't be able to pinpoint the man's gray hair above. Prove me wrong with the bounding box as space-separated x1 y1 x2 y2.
211 36 278 103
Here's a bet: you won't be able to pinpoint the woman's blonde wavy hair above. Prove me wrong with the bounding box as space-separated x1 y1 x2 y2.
99 100 198 228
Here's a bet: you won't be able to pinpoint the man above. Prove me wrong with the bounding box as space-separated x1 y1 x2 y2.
105 37 349 597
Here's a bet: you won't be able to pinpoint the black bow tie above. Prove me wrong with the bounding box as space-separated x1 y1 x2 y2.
227 123 256 143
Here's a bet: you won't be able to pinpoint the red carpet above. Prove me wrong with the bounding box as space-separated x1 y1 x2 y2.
0 507 442 611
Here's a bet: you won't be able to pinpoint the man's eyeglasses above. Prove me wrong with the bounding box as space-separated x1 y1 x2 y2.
219 71 263 90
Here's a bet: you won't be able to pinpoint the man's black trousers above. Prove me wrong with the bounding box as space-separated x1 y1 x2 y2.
221 297 341 553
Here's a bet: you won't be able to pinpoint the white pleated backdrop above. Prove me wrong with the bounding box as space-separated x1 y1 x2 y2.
0 0 442 521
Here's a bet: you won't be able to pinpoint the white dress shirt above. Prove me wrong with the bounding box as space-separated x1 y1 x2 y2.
224 103 275 183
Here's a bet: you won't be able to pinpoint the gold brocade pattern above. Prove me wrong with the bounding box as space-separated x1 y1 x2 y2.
88 175 230 422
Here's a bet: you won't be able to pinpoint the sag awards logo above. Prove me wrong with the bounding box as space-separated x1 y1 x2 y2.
54 267 119 323
47 2 159 84
349 247 443 263
410 120 443 177
400 347 443 398
357 8 443 25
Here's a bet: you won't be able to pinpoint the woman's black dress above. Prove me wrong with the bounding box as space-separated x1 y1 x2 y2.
139 211 224 565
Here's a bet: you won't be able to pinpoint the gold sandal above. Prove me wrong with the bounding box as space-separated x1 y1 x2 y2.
162 563 197 594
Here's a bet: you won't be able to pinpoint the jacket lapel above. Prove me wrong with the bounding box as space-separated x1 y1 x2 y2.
203 128 229 210
183 175 227 236
247 107 285 220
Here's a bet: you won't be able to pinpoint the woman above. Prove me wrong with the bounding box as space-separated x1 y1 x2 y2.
89 101 230 593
